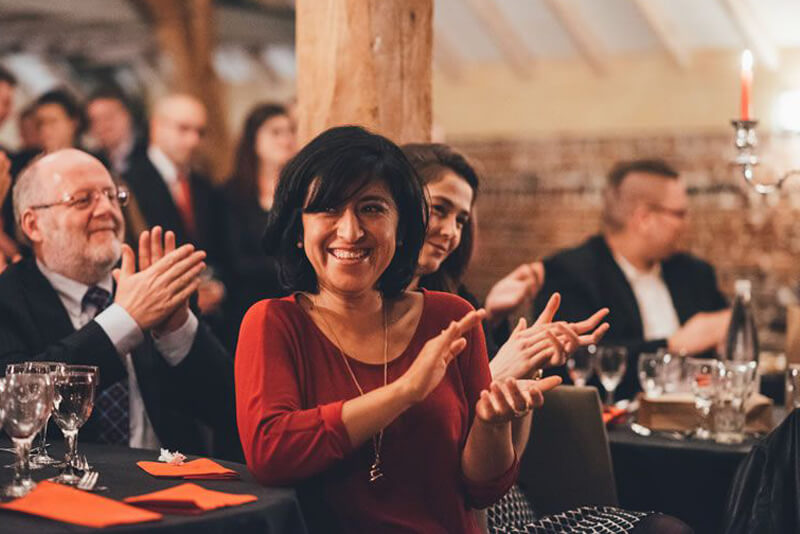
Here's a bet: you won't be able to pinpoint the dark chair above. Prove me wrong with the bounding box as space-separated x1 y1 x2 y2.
517 385 618 515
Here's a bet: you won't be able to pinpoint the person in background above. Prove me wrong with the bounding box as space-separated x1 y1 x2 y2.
0 65 19 269
534 159 730 400
0 149 239 459
124 93 227 320
236 126 563 533
403 143 692 534
222 103 295 347
86 87 146 178
17 104 40 152
0 65 16 151
34 89 85 154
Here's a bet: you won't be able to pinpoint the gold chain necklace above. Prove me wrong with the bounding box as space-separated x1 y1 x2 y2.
310 295 388 484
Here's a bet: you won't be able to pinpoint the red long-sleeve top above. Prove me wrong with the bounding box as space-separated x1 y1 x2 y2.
235 290 518 533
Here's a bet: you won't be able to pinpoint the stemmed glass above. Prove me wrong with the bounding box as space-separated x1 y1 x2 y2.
595 346 628 406
638 353 665 398
1 373 53 498
568 345 596 386
51 366 97 485
7 362 65 467
686 358 719 440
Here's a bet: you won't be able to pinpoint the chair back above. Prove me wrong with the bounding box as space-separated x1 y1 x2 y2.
518 385 618 515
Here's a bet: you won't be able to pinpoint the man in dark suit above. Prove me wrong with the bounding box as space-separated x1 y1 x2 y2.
123 94 226 318
534 159 730 400
86 87 147 179
0 149 239 459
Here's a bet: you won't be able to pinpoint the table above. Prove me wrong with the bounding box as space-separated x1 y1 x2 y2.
608 406 789 534
0 441 307 533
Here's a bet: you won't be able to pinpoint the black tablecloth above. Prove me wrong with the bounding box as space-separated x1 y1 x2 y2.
0 441 307 533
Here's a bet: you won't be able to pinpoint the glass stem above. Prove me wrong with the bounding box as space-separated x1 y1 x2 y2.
606 388 614 406
63 430 78 477
12 437 33 485
37 416 50 455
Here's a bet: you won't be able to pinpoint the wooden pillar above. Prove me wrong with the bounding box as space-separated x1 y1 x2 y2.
295 0 433 146
138 0 232 182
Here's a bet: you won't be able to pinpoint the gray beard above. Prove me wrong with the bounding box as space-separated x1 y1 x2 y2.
40 238 121 286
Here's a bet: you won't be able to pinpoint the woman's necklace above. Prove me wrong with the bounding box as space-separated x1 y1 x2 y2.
310 295 389 484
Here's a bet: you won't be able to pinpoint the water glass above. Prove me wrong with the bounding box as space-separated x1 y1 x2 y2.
786 364 800 409
713 361 757 444
638 353 665 398
1 373 53 498
567 344 596 386
657 348 686 393
51 366 98 485
7 362 65 467
595 346 628 405
686 358 719 439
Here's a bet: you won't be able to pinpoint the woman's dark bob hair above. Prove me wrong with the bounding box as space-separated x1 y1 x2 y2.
401 143 479 293
262 125 428 298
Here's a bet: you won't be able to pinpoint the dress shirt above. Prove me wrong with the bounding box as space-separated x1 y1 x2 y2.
36 259 199 449
147 145 187 203
612 253 681 341
107 134 135 177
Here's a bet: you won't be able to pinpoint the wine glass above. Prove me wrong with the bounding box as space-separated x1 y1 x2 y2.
637 353 665 398
567 344 596 386
1 373 53 498
51 367 97 485
686 358 719 440
595 346 628 406
7 362 65 467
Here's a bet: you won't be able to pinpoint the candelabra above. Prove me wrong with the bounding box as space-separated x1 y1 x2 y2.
732 119 800 194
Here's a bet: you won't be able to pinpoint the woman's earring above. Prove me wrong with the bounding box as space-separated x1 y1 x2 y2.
296 241 303 249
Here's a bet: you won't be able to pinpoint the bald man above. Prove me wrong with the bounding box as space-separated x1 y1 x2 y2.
533 159 729 400
124 94 227 318
0 149 239 458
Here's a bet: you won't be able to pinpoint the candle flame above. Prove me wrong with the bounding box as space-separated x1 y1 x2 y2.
741 50 754 72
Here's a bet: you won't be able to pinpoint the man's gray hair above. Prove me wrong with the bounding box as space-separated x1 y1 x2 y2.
12 155 47 226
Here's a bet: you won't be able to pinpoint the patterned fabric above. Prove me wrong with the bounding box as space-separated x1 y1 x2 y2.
83 286 130 445
488 484 539 532
492 505 650 534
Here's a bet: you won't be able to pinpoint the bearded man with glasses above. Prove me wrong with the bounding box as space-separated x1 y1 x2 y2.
0 149 240 460
533 159 730 401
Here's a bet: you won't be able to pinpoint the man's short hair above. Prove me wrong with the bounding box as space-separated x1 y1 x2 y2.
12 155 46 227
603 159 680 232
0 65 17 86
87 86 132 111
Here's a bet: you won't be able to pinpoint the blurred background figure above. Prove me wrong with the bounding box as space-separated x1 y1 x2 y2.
86 87 146 178
34 88 85 154
222 102 295 346
16 104 40 152
124 93 227 324
0 65 16 152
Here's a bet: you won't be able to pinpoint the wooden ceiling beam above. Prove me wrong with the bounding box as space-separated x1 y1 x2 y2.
464 0 534 79
542 0 607 75
720 0 779 71
632 0 691 69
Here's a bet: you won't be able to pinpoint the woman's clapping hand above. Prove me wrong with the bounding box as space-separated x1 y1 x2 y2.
397 308 486 404
475 376 562 425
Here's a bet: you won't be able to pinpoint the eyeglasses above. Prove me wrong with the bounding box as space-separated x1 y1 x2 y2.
29 187 130 211
648 204 688 220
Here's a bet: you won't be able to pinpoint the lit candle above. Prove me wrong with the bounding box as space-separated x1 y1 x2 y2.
740 50 753 120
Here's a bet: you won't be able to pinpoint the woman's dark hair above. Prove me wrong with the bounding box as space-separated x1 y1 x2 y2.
263 125 428 298
35 88 86 139
401 143 479 293
228 103 289 206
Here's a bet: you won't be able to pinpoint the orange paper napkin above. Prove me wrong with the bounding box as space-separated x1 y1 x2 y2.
124 482 257 515
137 458 240 480
602 406 627 425
0 481 162 528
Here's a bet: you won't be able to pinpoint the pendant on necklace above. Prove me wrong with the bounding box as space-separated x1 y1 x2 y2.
369 459 384 483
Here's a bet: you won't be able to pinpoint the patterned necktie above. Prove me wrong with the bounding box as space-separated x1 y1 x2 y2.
83 286 130 446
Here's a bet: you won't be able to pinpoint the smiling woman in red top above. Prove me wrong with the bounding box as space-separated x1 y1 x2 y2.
234 126 562 533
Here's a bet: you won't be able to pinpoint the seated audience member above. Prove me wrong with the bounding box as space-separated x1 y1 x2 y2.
236 126 562 533
0 67 20 265
222 103 295 347
534 159 730 400
403 143 692 534
17 104 40 152
0 65 16 153
0 149 239 459
123 94 227 318
86 87 147 178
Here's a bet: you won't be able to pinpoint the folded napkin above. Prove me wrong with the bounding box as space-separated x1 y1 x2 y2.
137 458 240 480
124 483 257 515
0 481 162 528
602 406 627 425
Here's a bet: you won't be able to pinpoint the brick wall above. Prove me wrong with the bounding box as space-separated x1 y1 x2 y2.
453 131 800 349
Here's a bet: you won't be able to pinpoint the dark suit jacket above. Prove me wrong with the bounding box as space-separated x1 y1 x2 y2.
0 259 241 460
123 153 226 272
533 234 728 399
